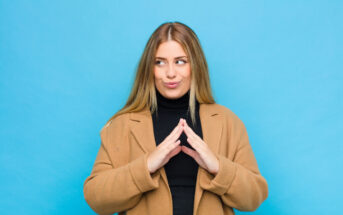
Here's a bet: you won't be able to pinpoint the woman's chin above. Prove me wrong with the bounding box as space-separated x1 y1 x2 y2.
162 90 187 99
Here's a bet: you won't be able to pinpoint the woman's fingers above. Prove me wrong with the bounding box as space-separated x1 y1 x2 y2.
168 119 182 137
182 119 203 142
166 140 181 152
148 118 219 175
148 139 181 173
170 123 184 142
163 120 183 144
152 123 183 172
181 145 197 159
167 145 182 159
182 120 205 153
181 146 205 168
148 120 185 173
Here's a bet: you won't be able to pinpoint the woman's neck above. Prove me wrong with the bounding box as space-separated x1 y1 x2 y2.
155 88 190 110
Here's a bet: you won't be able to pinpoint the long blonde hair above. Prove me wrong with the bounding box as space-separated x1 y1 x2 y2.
104 21 215 129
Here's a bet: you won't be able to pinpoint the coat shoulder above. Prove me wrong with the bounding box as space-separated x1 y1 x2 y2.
206 103 241 120
206 103 246 128
99 112 131 139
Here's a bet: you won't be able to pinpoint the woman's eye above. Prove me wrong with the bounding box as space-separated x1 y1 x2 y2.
176 60 187 64
155 60 166 65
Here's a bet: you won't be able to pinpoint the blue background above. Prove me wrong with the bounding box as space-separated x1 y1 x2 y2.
1 0 342 214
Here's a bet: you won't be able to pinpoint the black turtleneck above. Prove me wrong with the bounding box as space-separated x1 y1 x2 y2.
151 88 203 215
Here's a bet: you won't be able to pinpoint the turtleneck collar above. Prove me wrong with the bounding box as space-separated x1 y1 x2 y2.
156 88 190 110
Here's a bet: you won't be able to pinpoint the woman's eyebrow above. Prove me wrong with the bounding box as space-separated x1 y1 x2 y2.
155 56 188 60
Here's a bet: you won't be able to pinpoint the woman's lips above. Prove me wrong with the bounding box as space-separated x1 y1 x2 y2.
164 81 180 89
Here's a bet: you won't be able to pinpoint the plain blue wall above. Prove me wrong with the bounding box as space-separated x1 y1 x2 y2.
1 0 342 214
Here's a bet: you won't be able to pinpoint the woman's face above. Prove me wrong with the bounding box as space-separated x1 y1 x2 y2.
154 40 191 99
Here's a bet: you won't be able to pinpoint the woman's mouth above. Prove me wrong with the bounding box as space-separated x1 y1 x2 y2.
164 81 180 89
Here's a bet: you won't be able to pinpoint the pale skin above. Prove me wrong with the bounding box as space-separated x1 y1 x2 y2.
147 40 219 176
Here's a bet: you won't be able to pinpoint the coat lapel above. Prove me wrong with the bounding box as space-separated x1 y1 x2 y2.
194 103 223 215
129 108 157 153
129 104 223 215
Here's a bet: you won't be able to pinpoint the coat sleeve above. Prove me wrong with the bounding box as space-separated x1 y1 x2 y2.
199 110 268 212
83 115 161 215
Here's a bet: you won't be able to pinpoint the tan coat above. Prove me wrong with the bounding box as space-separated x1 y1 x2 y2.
83 103 268 215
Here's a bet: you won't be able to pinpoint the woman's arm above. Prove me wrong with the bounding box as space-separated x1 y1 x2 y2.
83 116 160 215
199 111 268 212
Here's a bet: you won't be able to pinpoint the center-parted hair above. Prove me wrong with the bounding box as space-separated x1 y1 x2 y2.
104 21 215 129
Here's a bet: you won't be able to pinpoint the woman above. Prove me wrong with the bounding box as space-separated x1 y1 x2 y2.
83 21 268 215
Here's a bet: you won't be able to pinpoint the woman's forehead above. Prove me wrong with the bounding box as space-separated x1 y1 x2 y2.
155 40 188 58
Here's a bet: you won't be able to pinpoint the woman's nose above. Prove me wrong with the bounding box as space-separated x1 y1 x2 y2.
166 64 176 78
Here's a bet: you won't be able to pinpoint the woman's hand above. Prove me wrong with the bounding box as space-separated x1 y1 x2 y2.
147 119 184 174
181 119 219 175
